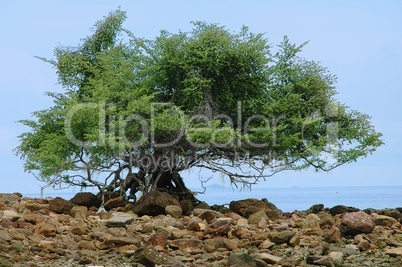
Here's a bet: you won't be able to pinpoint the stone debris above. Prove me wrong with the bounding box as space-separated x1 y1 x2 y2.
0 193 401 266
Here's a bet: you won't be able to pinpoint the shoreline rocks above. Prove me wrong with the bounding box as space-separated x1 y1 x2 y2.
0 193 401 266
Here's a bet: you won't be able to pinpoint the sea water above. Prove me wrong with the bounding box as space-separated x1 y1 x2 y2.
24 185 402 213
195 185 402 212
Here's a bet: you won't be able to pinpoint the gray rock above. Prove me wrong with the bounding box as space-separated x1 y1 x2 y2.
227 252 257 267
271 230 296 244
106 212 135 227
0 210 21 221
165 205 182 218
248 210 269 225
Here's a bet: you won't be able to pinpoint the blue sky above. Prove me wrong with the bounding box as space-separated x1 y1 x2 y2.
1 1 401 195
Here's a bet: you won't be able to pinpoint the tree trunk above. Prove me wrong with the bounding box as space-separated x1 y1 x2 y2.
153 170 200 204
125 170 201 205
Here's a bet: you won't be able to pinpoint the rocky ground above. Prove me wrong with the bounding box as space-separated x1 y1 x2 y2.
1 191 402 267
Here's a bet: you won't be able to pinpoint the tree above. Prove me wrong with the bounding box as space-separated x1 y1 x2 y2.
15 10 383 205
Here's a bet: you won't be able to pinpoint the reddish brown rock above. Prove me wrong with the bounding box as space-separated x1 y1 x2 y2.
146 230 169 248
165 205 182 218
193 208 223 222
71 206 88 220
229 198 282 220
372 213 398 227
49 197 74 214
207 217 232 236
23 200 49 212
104 196 127 210
340 211 375 236
79 240 96 250
131 190 180 216
0 220 18 228
34 222 56 237
186 217 205 231
323 226 341 243
255 252 283 264
70 192 101 208
169 238 202 250
223 238 239 251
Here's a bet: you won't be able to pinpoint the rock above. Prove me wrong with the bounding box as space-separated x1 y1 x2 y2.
309 204 325 214
78 240 96 250
207 217 232 236
227 252 257 267
23 213 45 225
259 240 276 250
38 240 56 250
307 255 334 267
0 219 17 228
229 198 282 219
380 208 402 220
171 229 190 239
132 246 184 267
372 213 398 227
146 230 169 248
244 206 264 218
329 205 359 216
223 238 239 251
0 210 21 221
23 200 49 212
169 238 202 250
385 247 402 257
131 190 180 216
71 225 87 235
104 196 127 210
71 206 88 220
34 222 56 237
180 199 193 215
0 230 11 241
70 192 101 208
0 193 21 204
193 208 223 222
211 204 231 214
118 244 138 256
271 230 296 244
318 212 335 229
186 217 205 231
49 197 74 214
289 233 301 247
248 210 269 225
254 253 283 264
303 213 321 229
328 251 344 265
340 211 375 236
357 240 373 251
106 212 135 228
165 205 182 218
324 226 341 243
105 236 141 246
